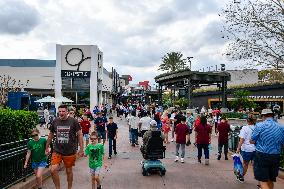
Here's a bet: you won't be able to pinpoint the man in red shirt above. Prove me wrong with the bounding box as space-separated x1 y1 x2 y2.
174 116 189 163
217 116 231 160
80 115 92 149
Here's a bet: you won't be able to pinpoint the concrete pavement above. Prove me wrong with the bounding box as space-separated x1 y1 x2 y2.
41 116 284 189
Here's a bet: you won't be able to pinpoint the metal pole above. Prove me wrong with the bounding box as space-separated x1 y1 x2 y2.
187 78 192 108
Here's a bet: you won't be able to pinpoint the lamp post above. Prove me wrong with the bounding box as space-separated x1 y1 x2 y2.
187 57 193 70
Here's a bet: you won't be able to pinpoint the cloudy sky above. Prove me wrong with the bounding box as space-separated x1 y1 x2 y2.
0 0 234 84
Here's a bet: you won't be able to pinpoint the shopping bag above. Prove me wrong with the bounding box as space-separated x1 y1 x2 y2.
232 154 244 178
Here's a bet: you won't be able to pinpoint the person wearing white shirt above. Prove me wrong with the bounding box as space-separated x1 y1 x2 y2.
128 111 140 146
236 115 257 182
43 107 50 129
138 111 152 138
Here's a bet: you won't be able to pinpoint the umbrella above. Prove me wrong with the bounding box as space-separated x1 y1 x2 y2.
34 96 55 103
34 96 73 103
54 96 73 103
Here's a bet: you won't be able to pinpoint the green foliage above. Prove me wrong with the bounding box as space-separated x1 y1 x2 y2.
159 52 187 72
174 97 189 109
231 90 256 110
162 92 173 107
0 109 38 144
258 69 284 82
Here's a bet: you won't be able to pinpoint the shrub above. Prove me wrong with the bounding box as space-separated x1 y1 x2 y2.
0 109 38 144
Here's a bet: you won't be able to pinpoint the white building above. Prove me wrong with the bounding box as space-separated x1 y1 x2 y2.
0 44 121 108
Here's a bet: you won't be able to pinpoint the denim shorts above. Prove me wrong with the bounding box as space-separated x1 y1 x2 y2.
241 151 255 162
32 161 47 170
90 167 101 176
97 130 106 139
83 133 89 140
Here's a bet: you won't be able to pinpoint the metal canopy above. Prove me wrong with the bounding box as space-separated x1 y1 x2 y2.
155 69 231 85
154 69 231 108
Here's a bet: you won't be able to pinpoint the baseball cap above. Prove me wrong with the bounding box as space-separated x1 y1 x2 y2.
150 120 157 126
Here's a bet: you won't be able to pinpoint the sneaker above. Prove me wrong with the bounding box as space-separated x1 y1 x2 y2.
114 151 117 155
237 176 244 183
108 156 112 159
217 154 221 160
174 156 179 162
198 159 201 163
205 159 209 165
181 158 184 163
171 138 174 142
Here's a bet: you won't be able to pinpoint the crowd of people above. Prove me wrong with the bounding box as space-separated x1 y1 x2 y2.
23 102 284 189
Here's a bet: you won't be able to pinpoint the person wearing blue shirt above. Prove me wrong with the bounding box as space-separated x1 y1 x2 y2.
94 112 108 144
250 109 284 189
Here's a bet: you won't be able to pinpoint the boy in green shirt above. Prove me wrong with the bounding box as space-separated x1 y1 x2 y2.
24 128 48 189
85 131 107 189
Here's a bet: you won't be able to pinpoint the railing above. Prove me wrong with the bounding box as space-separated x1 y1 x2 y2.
0 136 52 189
228 128 284 171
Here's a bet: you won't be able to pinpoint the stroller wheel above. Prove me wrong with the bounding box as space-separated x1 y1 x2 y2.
142 168 147 176
160 170 166 176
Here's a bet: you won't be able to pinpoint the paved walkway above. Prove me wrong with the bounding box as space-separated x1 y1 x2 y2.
42 117 284 189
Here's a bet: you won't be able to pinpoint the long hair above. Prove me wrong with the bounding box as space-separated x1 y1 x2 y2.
200 115 207 126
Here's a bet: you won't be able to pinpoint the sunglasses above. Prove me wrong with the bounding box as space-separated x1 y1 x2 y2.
31 134 38 137
90 138 98 141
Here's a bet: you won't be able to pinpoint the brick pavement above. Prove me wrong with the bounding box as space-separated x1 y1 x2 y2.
41 116 284 189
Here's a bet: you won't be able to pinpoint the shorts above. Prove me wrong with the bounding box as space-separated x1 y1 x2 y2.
90 167 101 176
241 151 255 162
32 161 47 169
83 133 89 141
253 151 280 182
97 130 106 140
51 152 76 168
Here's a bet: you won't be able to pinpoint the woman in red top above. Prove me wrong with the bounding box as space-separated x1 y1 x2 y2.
217 116 230 160
194 115 212 165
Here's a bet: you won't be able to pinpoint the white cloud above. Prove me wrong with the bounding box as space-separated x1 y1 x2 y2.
0 0 235 84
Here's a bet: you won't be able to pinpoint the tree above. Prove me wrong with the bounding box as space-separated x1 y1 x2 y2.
258 69 284 82
159 52 187 72
222 0 284 69
231 90 256 111
0 75 29 106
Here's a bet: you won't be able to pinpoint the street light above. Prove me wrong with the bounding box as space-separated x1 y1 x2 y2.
187 57 193 70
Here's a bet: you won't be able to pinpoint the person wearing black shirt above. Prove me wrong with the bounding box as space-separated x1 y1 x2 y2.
106 117 118 159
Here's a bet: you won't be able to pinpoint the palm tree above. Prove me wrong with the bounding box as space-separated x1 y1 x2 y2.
159 52 187 72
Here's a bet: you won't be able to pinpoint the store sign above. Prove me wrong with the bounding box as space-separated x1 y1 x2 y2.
61 70 91 78
61 45 91 72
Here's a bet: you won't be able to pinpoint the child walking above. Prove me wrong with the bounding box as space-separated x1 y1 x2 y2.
24 128 48 189
85 131 107 189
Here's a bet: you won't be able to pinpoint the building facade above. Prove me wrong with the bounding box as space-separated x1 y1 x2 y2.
0 45 122 109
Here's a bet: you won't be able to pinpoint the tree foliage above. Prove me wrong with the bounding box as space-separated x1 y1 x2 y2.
231 89 256 110
0 75 29 106
258 69 284 82
222 0 284 69
159 52 187 72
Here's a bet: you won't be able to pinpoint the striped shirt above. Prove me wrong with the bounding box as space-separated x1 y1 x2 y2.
251 118 284 154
